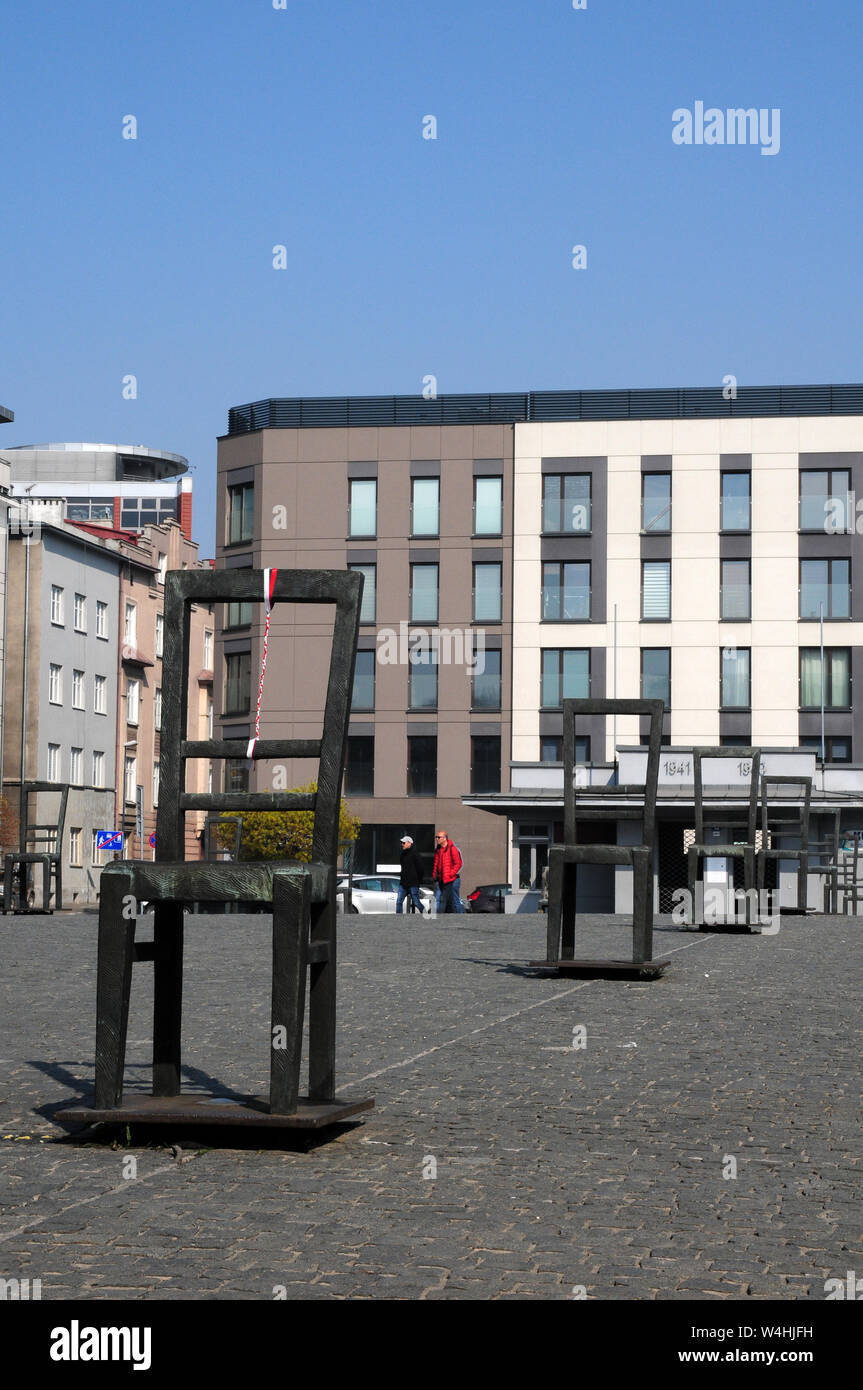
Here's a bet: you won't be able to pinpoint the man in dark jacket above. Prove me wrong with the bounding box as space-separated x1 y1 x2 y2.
397 835 426 915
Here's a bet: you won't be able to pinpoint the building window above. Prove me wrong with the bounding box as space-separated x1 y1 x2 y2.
49 664 63 704
225 758 250 793
69 828 82 867
158 553 167 584
411 477 439 537
410 564 439 623
94 674 107 714
91 829 104 868
721 559 751 620
122 497 178 530
474 476 503 536
96 600 108 638
226 598 253 629
642 560 671 620
800 648 851 709
348 479 376 538
641 648 671 706
347 565 376 624
47 744 60 781
203 629 213 669
473 562 502 622
124 755 137 804
800 559 850 620
642 473 671 532
541 649 590 707
126 678 140 726
50 585 64 625
721 472 751 531
70 747 83 785
409 650 438 709
71 669 85 710
92 750 105 788
540 735 591 763
66 497 113 523
471 736 501 794
800 735 851 763
345 736 374 795
351 650 375 710
721 647 751 708
124 601 136 647
73 593 87 632
542 561 590 621
155 613 164 657
542 473 591 534
407 736 437 796
224 651 251 714
227 482 255 544
155 687 162 731
800 468 850 532
472 648 501 710
153 762 160 806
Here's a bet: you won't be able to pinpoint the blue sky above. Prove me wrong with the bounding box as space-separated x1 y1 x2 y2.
1 0 861 552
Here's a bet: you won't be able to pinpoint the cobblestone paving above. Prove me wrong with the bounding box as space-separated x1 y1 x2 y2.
0 910 860 1300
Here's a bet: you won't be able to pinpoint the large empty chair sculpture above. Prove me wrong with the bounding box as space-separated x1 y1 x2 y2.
3 782 69 914
58 567 372 1130
756 774 812 914
686 747 761 929
532 697 668 977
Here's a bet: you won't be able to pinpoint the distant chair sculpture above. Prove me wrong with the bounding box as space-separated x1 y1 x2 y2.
57 567 373 1131
686 748 761 929
531 698 669 977
807 809 843 913
756 775 812 914
3 782 69 914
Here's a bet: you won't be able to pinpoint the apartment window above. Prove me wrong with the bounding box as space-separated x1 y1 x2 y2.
541 649 590 707
73 593 87 632
542 561 590 621
92 750 105 788
411 478 439 537
345 736 374 795
124 601 136 647
642 473 671 532
800 559 850 619
347 565 376 624
540 735 591 763
153 762 160 806
409 650 438 709
69 828 82 867
800 468 850 532
155 687 162 731
721 647 751 708
407 736 437 796
156 613 164 657
48 664 63 704
800 735 851 763
67 497 113 523
410 564 439 623
473 562 502 622
50 585 64 625
641 649 671 707
47 744 60 781
158 553 167 584
70 747 83 785
124 755 137 804
91 829 104 868
474 476 503 535
94 674 107 714
471 736 501 794
96 600 108 638
72 669 85 709
721 472 751 531
348 479 376 538
224 651 251 715
203 629 213 669
642 561 671 620
227 482 255 544
721 559 751 620
800 648 851 709
472 648 501 710
351 650 375 710
126 678 140 726
225 758 250 793
542 474 591 534
226 598 253 629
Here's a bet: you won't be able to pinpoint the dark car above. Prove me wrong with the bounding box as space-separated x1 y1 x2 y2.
466 883 512 913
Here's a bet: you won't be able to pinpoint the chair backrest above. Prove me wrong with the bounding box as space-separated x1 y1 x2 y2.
692 748 761 846
22 782 69 854
760 775 812 846
563 698 664 848
158 568 363 867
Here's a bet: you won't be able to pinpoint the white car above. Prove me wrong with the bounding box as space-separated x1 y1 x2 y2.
337 875 434 915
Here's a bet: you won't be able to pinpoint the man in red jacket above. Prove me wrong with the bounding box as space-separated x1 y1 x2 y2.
433 829 464 914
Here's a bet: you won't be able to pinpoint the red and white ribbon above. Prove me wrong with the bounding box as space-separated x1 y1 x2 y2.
246 568 278 762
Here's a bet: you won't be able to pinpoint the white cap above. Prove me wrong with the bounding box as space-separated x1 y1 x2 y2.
400 835 413 845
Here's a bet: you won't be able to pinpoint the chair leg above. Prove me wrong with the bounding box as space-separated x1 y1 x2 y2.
687 847 699 926
94 870 136 1109
559 863 577 960
546 855 564 962
632 849 653 962
3 854 12 914
744 849 755 928
308 887 336 1104
152 903 184 1097
42 858 51 913
270 871 311 1114
54 858 62 912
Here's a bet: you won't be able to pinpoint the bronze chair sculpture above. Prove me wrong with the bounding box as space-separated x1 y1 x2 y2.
686 747 761 929
58 568 372 1130
756 774 812 914
3 782 69 914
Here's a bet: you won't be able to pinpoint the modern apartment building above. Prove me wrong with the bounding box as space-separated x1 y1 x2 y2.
217 384 863 897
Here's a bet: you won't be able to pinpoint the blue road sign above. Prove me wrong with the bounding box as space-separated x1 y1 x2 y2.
96 830 124 853
149 833 156 848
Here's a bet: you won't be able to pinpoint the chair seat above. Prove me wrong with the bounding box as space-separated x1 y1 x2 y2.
689 843 754 856
5 851 59 862
101 859 331 905
549 843 650 866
